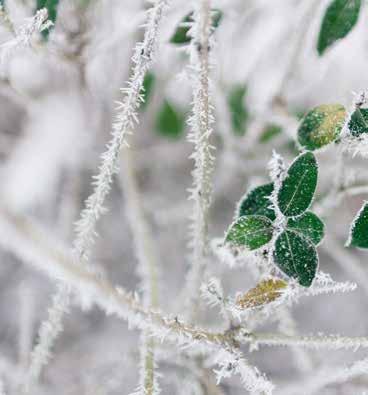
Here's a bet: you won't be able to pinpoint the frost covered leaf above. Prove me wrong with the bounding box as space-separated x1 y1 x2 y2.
228 85 248 136
297 104 346 150
140 72 155 110
170 9 222 45
225 215 273 250
237 183 275 221
277 152 318 217
36 0 58 38
273 230 318 287
287 212 325 245
347 202 368 248
236 278 287 309
155 99 185 139
317 0 361 55
348 108 368 136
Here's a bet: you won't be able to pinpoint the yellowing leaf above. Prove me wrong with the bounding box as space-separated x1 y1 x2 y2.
236 278 287 309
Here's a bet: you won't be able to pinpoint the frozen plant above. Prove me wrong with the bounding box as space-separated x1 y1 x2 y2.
2 0 368 394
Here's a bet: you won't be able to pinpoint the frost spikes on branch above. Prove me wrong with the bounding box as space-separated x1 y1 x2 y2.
74 0 168 264
0 9 52 74
183 0 216 321
23 283 70 393
213 349 274 395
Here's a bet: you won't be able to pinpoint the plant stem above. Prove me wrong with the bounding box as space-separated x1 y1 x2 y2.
184 0 215 322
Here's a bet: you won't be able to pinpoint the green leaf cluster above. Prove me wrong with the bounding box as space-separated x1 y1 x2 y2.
225 152 324 287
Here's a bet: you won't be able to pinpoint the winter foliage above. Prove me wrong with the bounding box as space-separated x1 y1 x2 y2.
2 0 368 394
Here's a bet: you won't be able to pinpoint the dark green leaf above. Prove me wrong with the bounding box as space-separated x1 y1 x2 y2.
298 104 346 151
170 9 223 45
228 85 248 136
155 100 185 140
140 72 155 111
317 0 361 55
348 108 368 137
287 211 325 245
277 152 318 217
225 215 273 250
259 124 282 143
273 230 318 287
347 202 368 248
36 0 59 38
237 183 275 221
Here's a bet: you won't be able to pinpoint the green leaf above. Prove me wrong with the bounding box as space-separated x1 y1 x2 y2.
36 0 59 38
228 85 248 136
273 230 318 287
347 202 368 248
348 108 368 137
237 183 275 221
225 215 273 250
236 278 287 309
287 211 325 245
259 124 282 143
277 152 318 217
170 9 223 45
317 0 361 55
140 72 155 111
155 100 185 140
297 104 346 151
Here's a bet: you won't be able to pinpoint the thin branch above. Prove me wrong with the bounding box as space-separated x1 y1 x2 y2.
183 0 215 322
120 148 160 395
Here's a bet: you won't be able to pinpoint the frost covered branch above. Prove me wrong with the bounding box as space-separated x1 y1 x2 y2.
0 9 51 74
120 149 160 395
74 0 168 263
183 0 216 321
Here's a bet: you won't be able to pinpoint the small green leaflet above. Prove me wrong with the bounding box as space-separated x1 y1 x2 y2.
277 152 318 217
155 100 185 139
347 202 368 248
348 108 368 137
170 9 222 45
259 124 282 143
36 0 59 38
273 230 318 287
237 183 275 221
297 104 346 151
287 211 324 245
225 215 273 250
228 85 248 136
317 0 361 55
140 73 155 111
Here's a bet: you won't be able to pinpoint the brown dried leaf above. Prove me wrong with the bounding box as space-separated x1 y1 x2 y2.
236 278 287 309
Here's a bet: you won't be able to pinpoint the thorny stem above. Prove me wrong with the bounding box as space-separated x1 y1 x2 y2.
120 148 160 395
183 0 215 322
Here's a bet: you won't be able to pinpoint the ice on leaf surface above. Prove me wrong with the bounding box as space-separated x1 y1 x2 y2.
225 215 273 250
237 183 275 221
287 211 325 246
236 278 287 309
348 108 368 136
277 152 318 218
297 104 346 151
347 202 368 248
273 230 318 287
